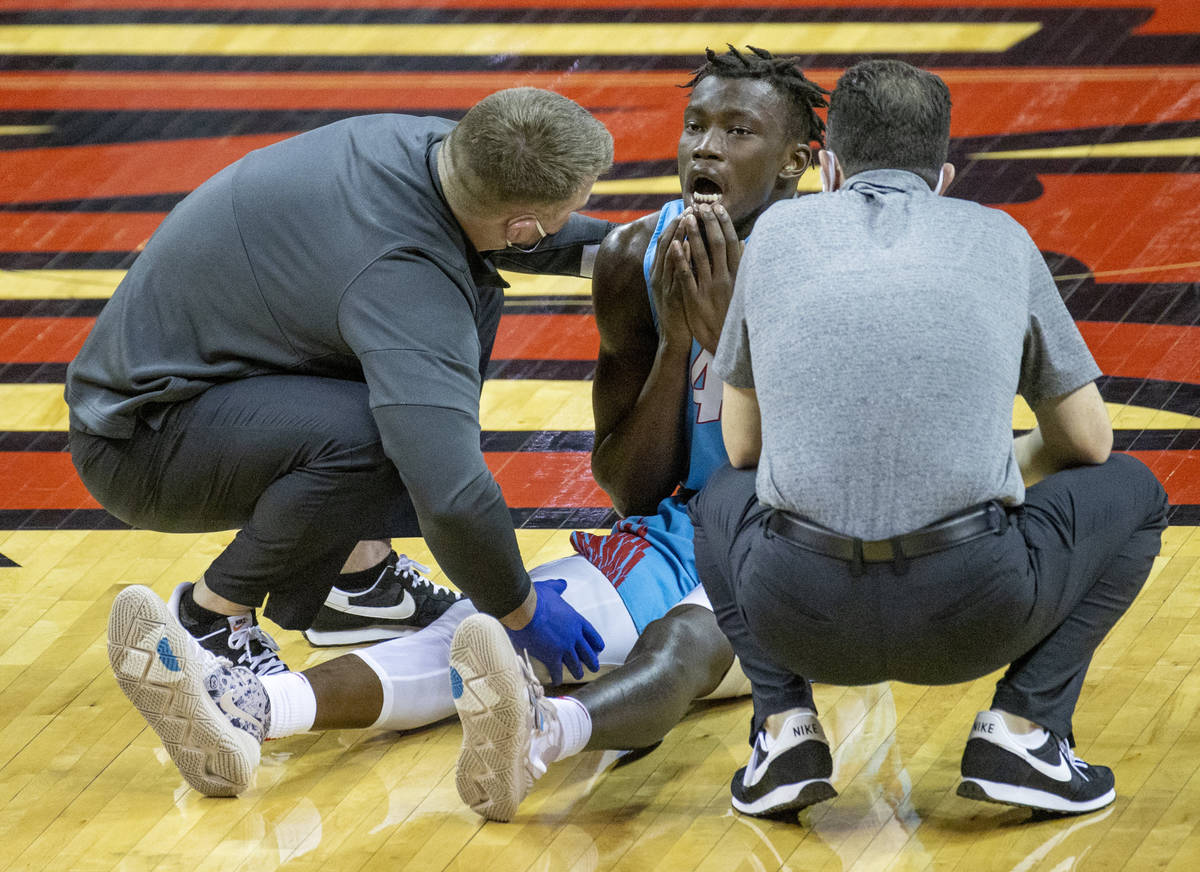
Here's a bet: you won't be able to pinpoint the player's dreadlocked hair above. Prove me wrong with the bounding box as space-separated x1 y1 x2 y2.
682 45 830 146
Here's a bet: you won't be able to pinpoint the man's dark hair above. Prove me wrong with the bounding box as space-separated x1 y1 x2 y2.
826 59 951 187
682 45 830 146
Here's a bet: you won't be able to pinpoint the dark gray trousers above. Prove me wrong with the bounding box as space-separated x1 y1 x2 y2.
690 453 1168 742
69 375 418 628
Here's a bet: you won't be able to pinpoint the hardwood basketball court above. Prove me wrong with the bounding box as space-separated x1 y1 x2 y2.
2 1 1199 869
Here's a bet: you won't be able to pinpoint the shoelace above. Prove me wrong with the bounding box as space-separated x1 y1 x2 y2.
517 649 556 783
1058 737 1092 781
227 622 287 675
394 554 459 598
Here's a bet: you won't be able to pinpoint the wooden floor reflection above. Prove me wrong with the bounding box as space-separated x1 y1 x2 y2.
1 526 1199 870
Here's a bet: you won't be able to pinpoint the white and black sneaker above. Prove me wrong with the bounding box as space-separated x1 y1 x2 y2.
168 582 288 677
730 710 837 818
304 552 463 646
108 584 270 796
957 710 1116 815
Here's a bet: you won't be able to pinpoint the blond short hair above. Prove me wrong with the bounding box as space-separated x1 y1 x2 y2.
447 87 613 207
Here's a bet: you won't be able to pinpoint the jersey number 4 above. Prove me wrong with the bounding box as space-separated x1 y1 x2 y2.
691 349 723 424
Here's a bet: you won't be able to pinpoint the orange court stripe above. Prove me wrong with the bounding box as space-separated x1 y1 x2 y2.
0 452 100 510
3 70 1198 139
492 315 599 361
0 317 93 362
1127 451 1200 504
0 450 609 510
1078 322 1200 386
4 449 1195 511
0 212 163 252
4 0 1194 35
1000 174 1200 284
0 135 290 204
0 314 599 362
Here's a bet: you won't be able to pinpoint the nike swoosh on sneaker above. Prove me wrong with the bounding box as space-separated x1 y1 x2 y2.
218 690 264 732
1023 738 1077 782
324 589 416 620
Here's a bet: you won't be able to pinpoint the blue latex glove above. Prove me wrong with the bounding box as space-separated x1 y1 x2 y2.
505 578 605 685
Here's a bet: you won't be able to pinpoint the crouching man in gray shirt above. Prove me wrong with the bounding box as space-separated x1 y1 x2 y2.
689 60 1167 819
69 88 612 687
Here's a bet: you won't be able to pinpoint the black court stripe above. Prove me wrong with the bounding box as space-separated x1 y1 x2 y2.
0 430 596 452
0 506 620 531
0 504 1194 532
0 359 596 383
4 429 1195 454
0 298 594 317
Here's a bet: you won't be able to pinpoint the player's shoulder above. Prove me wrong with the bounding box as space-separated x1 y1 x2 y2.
593 213 658 294
597 213 659 270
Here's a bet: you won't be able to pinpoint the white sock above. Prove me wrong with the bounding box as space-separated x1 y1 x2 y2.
994 709 1049 747
261 671 317 739
535 696 592 766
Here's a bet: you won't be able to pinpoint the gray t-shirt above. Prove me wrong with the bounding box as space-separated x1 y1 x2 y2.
713 169 1101 540
65 113 612 616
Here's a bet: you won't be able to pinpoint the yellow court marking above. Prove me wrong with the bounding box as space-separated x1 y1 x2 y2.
0 22 1041 56
0 270 587 299
1012 397 1200 431
478 379 594 431
0 270 124 300
0 528 591 592
973 137 1200 160
1054 261 1200 282
0 380 597 432
593 167 821 196
0 125 53 136
499 272 591 297
8 385 1198 434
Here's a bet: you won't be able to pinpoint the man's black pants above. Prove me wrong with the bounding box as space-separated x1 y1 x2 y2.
69 375 418 628
689 454 1168 742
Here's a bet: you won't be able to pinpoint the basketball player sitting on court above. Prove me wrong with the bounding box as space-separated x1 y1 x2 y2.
105 47 830 819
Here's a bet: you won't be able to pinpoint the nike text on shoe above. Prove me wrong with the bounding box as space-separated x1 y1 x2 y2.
304 553 464 646
167 583 288 677
957 710 1116 815
449 613 552 822
731 711 837 818
107 584 267 796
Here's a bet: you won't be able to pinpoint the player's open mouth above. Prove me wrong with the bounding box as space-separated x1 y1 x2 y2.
691 176 724 205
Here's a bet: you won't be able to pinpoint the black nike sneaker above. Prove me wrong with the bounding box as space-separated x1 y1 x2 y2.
303 552 464 646
730 710 837 818
957 710 1116 814
168 582 288 677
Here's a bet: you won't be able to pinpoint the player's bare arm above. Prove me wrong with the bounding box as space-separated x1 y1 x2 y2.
591 216 694 517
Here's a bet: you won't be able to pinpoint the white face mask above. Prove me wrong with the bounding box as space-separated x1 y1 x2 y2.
934 164 948 195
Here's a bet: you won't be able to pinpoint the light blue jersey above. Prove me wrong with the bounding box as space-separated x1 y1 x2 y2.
571 201 730 632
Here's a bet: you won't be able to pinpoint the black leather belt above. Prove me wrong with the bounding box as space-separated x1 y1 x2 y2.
765 501 1009 575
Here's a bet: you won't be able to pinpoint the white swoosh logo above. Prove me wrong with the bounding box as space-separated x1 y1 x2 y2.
325 589 416 620
218 691 263 731
971 726 1074 782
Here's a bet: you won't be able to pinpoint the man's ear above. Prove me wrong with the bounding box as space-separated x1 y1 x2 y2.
818 149 843 192
936 162 956 195
779 144 813 180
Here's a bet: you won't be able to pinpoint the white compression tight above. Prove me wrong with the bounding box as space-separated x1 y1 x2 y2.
352 555 640 731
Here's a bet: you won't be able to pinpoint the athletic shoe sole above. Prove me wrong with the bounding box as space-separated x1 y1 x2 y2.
957 778 1116 815
731 770 838 818
107 584 260 797
449 614 531 822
